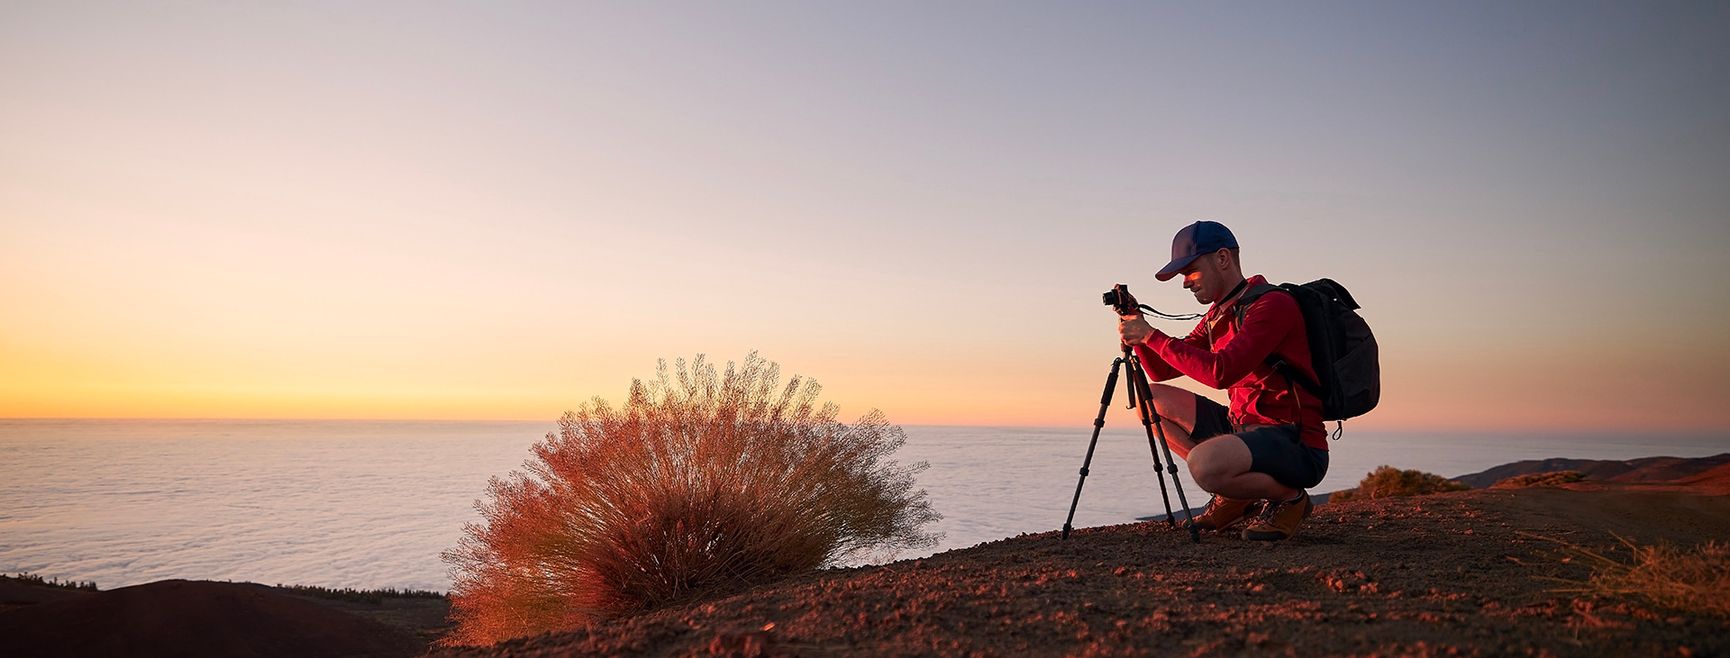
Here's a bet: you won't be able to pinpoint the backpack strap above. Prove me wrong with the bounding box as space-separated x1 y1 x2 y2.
1229 283 1281 330
1230 283 1324 397
1267 356 1323 398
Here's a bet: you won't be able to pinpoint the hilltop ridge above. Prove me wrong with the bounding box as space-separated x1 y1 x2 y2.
433 465 1730 657
1453 453 1730 489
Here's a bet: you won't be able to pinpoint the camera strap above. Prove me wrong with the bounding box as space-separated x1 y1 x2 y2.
1139 306 1203 321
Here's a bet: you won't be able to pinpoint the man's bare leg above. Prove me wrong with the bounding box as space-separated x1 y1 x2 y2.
1142 383 1203 460
1187 435 1299 501
1140 383 1293 500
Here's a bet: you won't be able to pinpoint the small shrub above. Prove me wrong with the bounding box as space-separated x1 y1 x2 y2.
441 353 940 646
1330 465 1469 501
1491 470 1587 489
2 572 98 592
1547 536 1730 618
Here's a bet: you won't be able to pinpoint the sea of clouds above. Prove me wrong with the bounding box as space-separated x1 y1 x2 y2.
2 419 1723 591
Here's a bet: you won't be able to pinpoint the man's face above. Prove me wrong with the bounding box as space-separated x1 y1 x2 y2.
1177 250 1228 305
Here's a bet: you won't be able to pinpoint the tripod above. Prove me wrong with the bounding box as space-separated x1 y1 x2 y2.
1061 345 1201 543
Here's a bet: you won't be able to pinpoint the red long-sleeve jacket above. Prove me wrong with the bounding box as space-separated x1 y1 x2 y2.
1132 275 1327 450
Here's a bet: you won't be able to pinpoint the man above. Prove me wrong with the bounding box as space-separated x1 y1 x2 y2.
1117 220 1327 541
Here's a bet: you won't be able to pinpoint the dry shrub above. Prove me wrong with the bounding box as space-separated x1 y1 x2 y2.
1546 535 1730 618
440 353 940 646
1330 465 1469 502
1491 470 1587 489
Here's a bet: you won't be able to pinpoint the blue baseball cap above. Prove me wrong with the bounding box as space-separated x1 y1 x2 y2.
1155 220 1239 281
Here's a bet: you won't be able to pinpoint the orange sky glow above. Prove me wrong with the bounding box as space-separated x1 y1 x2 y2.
4 3 1729 433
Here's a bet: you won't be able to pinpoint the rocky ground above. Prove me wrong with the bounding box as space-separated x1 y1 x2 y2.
432 473 1730 658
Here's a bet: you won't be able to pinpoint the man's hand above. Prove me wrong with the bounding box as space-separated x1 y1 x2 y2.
1119 315 1160 347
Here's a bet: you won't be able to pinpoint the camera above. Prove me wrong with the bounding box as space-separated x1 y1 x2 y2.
1102 283 1138 316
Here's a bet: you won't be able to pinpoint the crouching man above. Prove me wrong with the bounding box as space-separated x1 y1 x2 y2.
1117 220 1328 541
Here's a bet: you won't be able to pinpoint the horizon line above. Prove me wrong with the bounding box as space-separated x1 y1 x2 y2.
3 416 1729 436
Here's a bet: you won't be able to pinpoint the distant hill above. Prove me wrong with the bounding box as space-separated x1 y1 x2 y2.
1452 452 1730 489
0 579 428 658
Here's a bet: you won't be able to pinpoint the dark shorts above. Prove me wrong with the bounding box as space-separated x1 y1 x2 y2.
1190 394 1329 490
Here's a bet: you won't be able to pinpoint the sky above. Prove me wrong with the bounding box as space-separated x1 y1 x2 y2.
3 1 1728 431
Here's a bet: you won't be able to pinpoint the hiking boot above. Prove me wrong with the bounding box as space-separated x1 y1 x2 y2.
1192 495 1261 531
1241 490 1313 542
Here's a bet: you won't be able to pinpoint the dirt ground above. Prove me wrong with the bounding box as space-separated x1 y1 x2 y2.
433 481 1730 658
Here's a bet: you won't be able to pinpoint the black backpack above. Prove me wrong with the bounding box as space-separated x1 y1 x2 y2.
1233 278 1380 422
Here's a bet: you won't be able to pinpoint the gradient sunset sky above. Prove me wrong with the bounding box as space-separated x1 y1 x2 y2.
3 2 1727 431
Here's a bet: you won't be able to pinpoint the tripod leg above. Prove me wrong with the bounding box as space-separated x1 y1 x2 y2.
1062 358 1123 540
1127 353 1202 544
1124 352 1176 527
